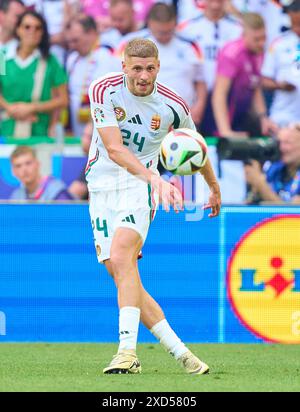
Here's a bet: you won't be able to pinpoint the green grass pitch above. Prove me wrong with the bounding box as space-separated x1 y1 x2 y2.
0 343 299 392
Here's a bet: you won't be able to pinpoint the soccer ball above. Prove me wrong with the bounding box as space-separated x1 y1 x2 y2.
159 128 208 175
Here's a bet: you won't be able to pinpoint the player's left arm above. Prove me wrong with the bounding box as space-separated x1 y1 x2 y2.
178 107 221 217
177 104 221 216
200 158 221 218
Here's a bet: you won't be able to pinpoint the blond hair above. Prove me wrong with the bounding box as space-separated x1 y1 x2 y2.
124 38 159 59
242 12 265 30
10 146 36 162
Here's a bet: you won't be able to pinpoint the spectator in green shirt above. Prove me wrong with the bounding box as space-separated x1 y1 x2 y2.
0 10 68 138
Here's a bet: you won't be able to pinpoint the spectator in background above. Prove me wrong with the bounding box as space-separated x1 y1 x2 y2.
119 2 207 126
100 0 140 48
20 0 71 64
39 0 69 65
68 121 92 199
81 0 155 33
80 0 112 33
212 12 277 138
229 0 290 46
65 14 121 137
0 10 68 138
0 0 25 58
10 146 74 200
159 0 204 22
245 125 300 204
178 0 242 135
261 0 300 128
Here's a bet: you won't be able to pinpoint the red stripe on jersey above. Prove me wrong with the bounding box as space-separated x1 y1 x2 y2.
99 79 123 104
157 83 189 109
92 74 123 101
94 78 123 104
92 74 123 102
93 76 123 103
85 148 99 173
151 186 156 221
157 83 189 114
157 87 189 115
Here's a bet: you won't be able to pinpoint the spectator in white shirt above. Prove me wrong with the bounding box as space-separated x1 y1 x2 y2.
100 0 140 48
178 0 242 92
66 14 121 137
118 2 207 126
229 0 290 46
0 0 25 58
262 0 300 127
21 0 70 64
178 0 242 135
159 0 204 22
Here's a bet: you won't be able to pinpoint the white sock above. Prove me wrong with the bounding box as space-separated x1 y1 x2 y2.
150 319 188 359
118 306 140 352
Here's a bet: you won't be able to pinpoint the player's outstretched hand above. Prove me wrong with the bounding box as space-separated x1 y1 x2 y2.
203 188 221 218
151 175 183 213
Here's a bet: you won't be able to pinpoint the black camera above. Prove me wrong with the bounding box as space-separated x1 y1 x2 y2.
216 137 280 163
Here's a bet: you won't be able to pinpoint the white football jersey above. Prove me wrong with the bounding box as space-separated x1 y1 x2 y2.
86 72 196 191
261 30 300 126
178 13 242 91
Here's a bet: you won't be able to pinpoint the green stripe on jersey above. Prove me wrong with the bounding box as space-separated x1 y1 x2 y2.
147 184 152 225
166 104 180 129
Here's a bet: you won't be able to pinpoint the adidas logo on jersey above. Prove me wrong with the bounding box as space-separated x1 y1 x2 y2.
122 214 136 224
128 114 142 125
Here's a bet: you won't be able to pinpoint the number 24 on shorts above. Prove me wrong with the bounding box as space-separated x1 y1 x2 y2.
92 218 109 238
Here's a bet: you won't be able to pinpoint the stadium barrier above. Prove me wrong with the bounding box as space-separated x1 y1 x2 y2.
0 204 299 344
0 137 245 202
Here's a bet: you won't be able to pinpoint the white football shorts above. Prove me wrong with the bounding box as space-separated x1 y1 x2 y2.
89 181 158 263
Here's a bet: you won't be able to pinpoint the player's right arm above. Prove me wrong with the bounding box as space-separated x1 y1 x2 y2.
97 126 183 213
89 78 183 212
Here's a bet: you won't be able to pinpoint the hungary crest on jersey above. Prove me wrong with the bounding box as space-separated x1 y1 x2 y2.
151 114 161 130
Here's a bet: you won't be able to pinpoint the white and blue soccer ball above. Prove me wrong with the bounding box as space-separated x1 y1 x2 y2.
160 128 208 175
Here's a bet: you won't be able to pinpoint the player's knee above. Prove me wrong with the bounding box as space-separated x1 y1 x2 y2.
110 253 136 285
109 253 130 274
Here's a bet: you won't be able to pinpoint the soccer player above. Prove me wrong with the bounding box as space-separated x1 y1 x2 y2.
87 38 221 374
